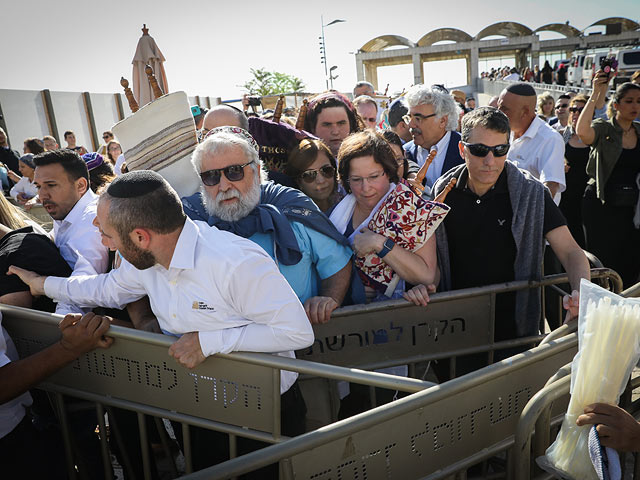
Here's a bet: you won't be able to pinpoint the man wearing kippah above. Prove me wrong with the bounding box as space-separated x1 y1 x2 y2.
498 83 566 204
10 170 314 475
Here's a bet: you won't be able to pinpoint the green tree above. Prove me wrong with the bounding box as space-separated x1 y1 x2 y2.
242 68 306 95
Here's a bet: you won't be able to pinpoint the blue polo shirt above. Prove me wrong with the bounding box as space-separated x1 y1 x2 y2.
249 221 352 303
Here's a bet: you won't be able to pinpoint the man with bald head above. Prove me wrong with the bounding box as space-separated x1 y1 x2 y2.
201 104 249 135
498 83 565 203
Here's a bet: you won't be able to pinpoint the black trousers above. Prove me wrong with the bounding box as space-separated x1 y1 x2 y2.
583 188 640 289
0 413 67 479
173 380 306 479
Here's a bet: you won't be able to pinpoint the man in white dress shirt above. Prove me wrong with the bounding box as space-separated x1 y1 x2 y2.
498 83 566 203
404 85 464 192
33 150 109 313
10 170 314 475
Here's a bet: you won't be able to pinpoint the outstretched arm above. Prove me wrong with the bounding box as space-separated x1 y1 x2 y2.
0 312 113 404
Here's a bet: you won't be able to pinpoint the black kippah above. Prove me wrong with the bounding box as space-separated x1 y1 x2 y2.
505 83 536 97
107 170 165 198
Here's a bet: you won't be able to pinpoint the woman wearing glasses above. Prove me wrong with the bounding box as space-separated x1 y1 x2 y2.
329 131 438 304
285 139 343 214
559 95 590 248
577 75 640 288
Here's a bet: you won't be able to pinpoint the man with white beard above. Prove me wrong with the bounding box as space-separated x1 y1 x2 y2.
182 127 353 325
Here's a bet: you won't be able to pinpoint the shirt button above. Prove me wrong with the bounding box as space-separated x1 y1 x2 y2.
476 199 481 204
172 314 176 318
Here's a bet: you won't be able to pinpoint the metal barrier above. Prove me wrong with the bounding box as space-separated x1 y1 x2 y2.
298 268 622 372
513 279 640 480
1 304 436 479
182 334 579 479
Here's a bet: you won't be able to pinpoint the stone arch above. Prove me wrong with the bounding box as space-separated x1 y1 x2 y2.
585 17 640 32
417 28 473 47
360 35 415 53
474 22 533 40
533 23 580 38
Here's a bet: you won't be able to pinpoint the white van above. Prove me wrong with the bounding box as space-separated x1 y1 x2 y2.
582 52 609 87
567 53 586 86
614 48 640 85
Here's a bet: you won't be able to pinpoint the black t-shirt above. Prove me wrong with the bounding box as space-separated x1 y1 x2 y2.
443 168 566 340
0 226 72 312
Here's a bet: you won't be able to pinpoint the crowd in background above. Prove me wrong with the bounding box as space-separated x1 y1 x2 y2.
0 65 640 477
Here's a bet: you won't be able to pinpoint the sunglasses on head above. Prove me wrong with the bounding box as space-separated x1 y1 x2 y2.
462 142 510 157
299 165 335 183
569 107 584 113
200 161 254 186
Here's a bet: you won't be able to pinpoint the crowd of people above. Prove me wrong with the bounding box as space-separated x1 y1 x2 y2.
1 68 639 477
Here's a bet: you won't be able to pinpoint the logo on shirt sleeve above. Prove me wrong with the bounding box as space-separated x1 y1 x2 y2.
192 301 216 311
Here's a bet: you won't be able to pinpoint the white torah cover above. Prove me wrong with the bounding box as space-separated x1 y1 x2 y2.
112 91 200 197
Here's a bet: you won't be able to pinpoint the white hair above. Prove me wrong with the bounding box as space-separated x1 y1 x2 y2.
405 85 459 132
190 131 267 182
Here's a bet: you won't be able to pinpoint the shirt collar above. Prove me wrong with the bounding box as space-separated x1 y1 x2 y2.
57 189 98 226
514 115 542 141
168 217 198 270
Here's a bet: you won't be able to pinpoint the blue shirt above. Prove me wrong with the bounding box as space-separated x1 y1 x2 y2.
250 221 352 303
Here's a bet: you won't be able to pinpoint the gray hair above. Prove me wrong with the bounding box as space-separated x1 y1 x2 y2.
102 183 186 240
353 95 378 113
353 81 375 96
460 107 510 143
191 131 266 182
405 85 459 132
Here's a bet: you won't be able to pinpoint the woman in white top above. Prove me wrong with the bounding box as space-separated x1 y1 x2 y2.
8 154 38 205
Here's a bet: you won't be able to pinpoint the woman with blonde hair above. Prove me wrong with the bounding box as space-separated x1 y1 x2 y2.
537 92 555 122
0 194 33 230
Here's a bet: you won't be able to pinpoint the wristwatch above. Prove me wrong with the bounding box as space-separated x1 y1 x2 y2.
377 238 395 259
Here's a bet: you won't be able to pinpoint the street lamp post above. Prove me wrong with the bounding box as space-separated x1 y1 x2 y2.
319 16 345 90
329 65 339 89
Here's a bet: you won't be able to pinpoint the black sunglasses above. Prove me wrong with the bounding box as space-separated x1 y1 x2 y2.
462 142 510 157
200 161 254 186
299 165 335 183
569 107 584 113
555 104 569 109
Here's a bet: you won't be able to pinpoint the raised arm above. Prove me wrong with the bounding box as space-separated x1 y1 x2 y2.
576 70 609 145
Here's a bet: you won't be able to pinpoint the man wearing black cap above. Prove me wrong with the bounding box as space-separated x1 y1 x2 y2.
498 83 565 203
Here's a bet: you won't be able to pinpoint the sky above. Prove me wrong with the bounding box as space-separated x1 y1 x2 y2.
2 0 638 101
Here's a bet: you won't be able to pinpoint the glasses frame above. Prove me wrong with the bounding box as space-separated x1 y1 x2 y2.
348 170 386 188
569 107 584 113
403 113 437 124
299 165 335 184
199 161 254 187
462 142 510 158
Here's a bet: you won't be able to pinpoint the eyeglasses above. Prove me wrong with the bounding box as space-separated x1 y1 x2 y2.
403 113 437 124
299 165 335 183
200 161 254 186
462 142 510 157
102 136 111 140
555 104 569 109
348 171 386 187
569 107 584 113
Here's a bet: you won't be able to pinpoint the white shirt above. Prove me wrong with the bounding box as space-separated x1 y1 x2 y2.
9 176 38 202
0 314 32 439
44 218 314 393
114 154 125 177
415 131 452 191
51 189 109 314
503 73 521 82
507 116 566 204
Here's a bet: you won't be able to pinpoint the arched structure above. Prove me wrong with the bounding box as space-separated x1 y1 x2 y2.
417 28 472 47
474 22 532 40
586 17 640 32
359 35 415 53
534 23 580 38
